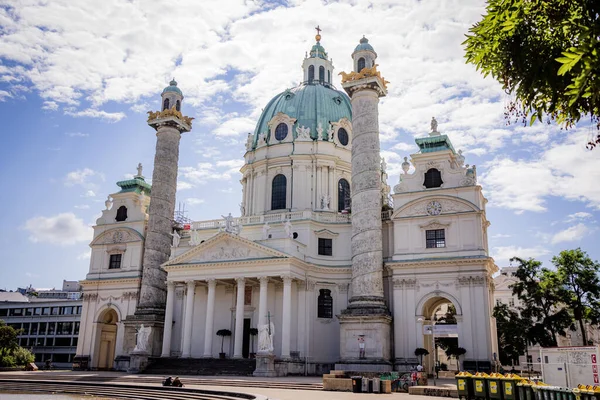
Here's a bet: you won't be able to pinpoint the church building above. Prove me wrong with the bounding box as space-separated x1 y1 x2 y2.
75 31 498 376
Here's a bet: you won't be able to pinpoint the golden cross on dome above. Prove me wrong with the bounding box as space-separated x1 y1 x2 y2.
315 25 322 42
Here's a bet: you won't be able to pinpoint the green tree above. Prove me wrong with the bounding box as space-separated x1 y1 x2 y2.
510 257 572 346
0 320 29 367
552 249 600 345
463 0 600 146
493 303 529 366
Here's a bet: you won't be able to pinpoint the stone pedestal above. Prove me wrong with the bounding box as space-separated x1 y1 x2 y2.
128 351 149 373
122 318 164 358
337 313 393 368
253 352 276 377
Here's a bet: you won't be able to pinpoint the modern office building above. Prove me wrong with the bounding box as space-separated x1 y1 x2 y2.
0 282 82 368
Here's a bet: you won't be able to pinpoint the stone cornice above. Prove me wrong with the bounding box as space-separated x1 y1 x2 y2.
80 277 141 286
386 256 494 269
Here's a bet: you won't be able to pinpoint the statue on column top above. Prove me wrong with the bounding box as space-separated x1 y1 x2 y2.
105 196 112 211
430 117 439 135
262 222 271 240
136 163 143 177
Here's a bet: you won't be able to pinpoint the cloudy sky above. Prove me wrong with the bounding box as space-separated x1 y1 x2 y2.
0 0 598 290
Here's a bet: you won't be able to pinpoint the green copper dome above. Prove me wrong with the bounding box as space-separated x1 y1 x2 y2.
253 83 352 145
162 79 182 96
310 42 328 60
353 36 375 53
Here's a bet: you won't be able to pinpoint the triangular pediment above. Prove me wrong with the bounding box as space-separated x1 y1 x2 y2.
163 232 290 267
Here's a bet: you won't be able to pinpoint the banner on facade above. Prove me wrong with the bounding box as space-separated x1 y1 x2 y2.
423 324 458 337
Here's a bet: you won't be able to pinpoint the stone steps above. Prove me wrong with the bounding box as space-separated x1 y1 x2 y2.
145 357 256 376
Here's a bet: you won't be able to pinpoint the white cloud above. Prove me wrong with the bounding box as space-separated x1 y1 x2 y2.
491 233 511 239
65 132 89 137
23 212 93 246
186 198 205 206
130 103 150 113
64 168 104 187
74 204 90 210
77 250 91 260
179 159 242 187
480 131 600 213
491 245 551 266
551 223 589 245
565 212 593 223
64 108 126 122
0 90 12 101
82 190 96 198
177 181 194 191
42 101 58 111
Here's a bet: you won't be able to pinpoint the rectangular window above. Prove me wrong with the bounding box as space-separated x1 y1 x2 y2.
39 322 47 335
76 306 82 314
109 253 122 269
51 307 59 315
55 337 71 347
61 306 73 315
42 307 50 315
9 308 23 316
73 322 80 335
318 238 333 256
318 289 333 318
47 323 56 335
426 229 445 248
34 307 42 316
57 322 73 335
0 309 7 317
22 323 30 335
25 308 33 316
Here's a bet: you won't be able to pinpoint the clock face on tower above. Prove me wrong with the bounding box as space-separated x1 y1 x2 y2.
426 201 442 216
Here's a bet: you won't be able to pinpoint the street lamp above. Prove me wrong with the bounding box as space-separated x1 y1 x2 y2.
418 315 437 387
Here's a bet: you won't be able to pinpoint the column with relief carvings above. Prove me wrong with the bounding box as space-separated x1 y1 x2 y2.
161 281 176 357
203 279 216 357
258 276 269 327
181 280 195 358
281 276 293 358
233 277 245 358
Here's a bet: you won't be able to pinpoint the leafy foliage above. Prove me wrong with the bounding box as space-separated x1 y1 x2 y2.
0 320 32 367
493 302 529 365
216 329 232 354
510 257 572 347
463 0 600 147
551 248 600 344
414 347 429 364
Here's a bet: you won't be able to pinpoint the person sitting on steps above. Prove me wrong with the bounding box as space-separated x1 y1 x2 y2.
162 376 172 386
172 377 183 387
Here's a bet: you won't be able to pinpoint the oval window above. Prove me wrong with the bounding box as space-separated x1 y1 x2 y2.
338 128 349 146
275 123 288 141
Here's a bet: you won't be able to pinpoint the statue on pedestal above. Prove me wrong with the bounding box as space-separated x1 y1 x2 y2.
258 322 275 353
134 324 151 353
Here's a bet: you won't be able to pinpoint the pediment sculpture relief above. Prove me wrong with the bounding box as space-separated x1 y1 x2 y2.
92 228 142 245
189 239 265 263
398 198 475 218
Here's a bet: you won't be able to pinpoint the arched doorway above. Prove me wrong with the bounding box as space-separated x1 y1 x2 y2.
420 296 462 375
96 309 118 370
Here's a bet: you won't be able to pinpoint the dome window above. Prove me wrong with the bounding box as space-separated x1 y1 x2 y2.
176 100 181 111
338 179 350 212
163 98 170 111
115 206 128 222
319 66 325 83
271 174 287 210
357 57 366 72
338 128 349 146
328 70 331 83
275 123 288 141
308 65 315 83
424 168 443 188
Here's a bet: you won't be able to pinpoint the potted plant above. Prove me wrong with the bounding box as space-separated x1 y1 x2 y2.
414 347 429 365
445 347 466 371
216 329 232 359
249 328 258 358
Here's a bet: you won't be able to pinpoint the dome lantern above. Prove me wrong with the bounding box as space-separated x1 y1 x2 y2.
302 26 334 86
161 78 183 112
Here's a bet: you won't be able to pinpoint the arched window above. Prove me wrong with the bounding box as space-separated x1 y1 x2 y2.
275 123 288 141
327 70 331 83
338 179 350 211
318 289 333 318
175 100 181 111
163 98 170 110
357 57 366 72
115 206 128 222
424 168 443 188
308 65 315 83
337 128 349 146
319 66 325 83
271 174 287 210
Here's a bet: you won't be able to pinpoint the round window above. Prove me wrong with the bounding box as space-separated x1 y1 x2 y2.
338 128 349 146
275 123 288 141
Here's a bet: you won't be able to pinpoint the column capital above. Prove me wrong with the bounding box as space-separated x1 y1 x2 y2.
235 277 246 286
259 276 269 285
206 278 216 288
185 279 196 287
166 281 176 289
281 275 293 285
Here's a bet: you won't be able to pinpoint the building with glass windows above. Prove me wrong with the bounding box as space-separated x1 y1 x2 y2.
76 32 497 375
0 288 82 368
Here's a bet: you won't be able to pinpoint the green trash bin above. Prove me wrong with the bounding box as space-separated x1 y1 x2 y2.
487 374 504 400
457 373 475 400
474 373 490 400
501 377 520 400
518 381 535 400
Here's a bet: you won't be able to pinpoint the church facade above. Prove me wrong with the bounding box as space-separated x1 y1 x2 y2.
75 32 498 375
